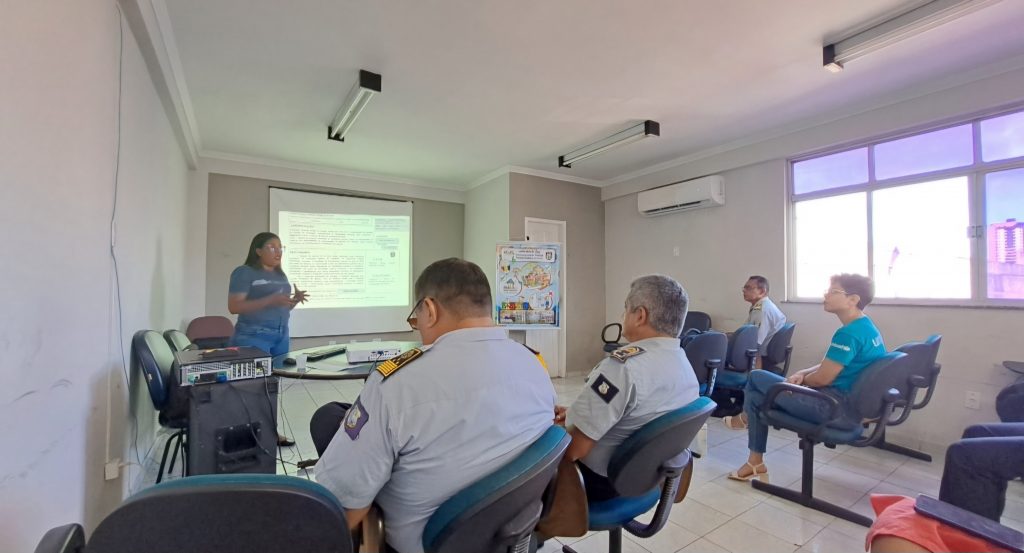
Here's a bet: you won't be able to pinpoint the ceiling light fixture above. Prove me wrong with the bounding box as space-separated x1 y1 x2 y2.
327 69 382 142
822 0 1001 72
558 120 661 168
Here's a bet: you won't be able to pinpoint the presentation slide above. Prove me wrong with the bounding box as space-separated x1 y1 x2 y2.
270 188 413 337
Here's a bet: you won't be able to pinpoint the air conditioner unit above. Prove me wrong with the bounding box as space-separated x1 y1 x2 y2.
637 175 725 216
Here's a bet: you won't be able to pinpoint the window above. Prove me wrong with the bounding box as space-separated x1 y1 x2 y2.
791 106 1024 305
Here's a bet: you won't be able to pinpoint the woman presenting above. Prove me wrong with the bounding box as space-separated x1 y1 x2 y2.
228 231 308 445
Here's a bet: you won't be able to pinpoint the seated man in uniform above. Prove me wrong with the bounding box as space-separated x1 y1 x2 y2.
311 258 556 553
741 275 787 368
557 274 700 501
724 273 886 483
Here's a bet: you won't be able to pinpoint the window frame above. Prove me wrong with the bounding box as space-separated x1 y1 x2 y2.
787 104 1024 308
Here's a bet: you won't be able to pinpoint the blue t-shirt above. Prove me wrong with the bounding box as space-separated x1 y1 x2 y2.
229 265 291 328
825 315 886 394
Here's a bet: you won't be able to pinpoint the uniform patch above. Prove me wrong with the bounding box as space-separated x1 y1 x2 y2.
521 343 548 371
344 398 368 440
590 374 620 403
376 348 423 379
610 345 645 363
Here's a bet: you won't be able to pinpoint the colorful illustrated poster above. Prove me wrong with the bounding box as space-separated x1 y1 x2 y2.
495 242 561 329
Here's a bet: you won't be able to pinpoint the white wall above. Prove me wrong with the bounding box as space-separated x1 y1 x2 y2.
464 174 510 285
0 2 190 550
606 158 1021 453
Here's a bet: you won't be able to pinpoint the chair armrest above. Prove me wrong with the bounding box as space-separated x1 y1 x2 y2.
852 388 901 447
705 365 718 397
762 383 841 437
745 348 758 371
911 364 941 410
781 346 793 377
622 453 692 539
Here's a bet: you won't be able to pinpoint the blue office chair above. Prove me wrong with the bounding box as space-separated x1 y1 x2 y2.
82 474 353 553
563 397 716 553
873 334 942 461
423 426 571 553
751 351 913 526
715 324 759 389
163 329 193 353
761 323 796 377
33 523 84 553
682 311 712 334
601 324 623 353
133 330 189 483
683 331 727 397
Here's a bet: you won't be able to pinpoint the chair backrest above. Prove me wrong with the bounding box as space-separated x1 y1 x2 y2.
87 474 353 553
683 331 727 390
186 316 235 347
132 330 177 410
726 324 758 370
607 397 716 497
682 311 712 334
34 523 84 553
163 329 192 353
423 426 571 553
848 351 911 421
762 323 796 368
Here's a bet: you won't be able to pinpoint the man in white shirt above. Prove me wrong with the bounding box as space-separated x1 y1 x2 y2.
742 275 786 367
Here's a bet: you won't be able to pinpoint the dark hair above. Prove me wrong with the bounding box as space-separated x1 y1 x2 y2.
414 258 492 317
831 273 874 310
244 232 285 275
748 275 769 294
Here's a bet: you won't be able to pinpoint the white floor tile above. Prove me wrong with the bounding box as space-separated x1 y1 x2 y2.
677 537 732 553
668 500 732 536
823 517 870 541
814 465 881 494
826 452 902 481
839 445 908 470
565 532 650 553
795 527 864 553
704 519 799 553
688 481 765 517
628 520 699 553
761 497 836 528
884 465 941 497
736 503 825 546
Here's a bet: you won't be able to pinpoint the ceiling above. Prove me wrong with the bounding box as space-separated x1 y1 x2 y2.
163 0 1024 189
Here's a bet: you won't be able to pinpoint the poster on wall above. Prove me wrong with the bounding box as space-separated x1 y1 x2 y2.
495 241 561 329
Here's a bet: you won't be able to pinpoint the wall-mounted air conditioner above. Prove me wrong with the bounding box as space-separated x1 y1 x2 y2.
637 175 725 216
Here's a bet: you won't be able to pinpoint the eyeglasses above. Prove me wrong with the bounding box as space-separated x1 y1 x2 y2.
406 297 425 330
262 245 286 254
825 288 851 296
742 285 758 291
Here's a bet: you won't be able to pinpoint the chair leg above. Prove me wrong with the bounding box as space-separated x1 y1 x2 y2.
608 528 622 553
751 437 874 527
156 431 177 484
167 431 182 474
873 435 932 462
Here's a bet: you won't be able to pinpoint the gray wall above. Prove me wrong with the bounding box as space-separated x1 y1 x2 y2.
509 173 605 375
464 173 510 298
605 159 1022 452
205 173 464 347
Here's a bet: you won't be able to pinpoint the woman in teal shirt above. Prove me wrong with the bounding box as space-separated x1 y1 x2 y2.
723 273 886 482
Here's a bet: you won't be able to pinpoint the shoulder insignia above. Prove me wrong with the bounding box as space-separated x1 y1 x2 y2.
521 343 549 372
344 398 369 440
751 303 763 311
376 348 423 380
590 373 620 403
610 345 645 363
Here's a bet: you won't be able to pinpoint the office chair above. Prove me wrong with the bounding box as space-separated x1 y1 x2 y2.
562 396 716 553
133 330 189 483
682 331 727 397
422 426 570 553
84 474 353 553
750 351 913 526
601 323 623 353
873 334 942 461
761 323 796 377
162 329 193 353
33 523 84 553
185 315 234 349
682 311 712 334
708 325 758 417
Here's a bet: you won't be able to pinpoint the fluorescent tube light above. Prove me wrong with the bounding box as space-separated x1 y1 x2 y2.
823 0 1001 72
328 70 382 142
558 120 661 168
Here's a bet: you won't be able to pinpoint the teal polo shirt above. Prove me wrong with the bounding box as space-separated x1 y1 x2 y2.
826 315 886 394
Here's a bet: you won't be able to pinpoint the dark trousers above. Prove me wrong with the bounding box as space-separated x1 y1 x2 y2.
938 423 1024 521
578 462 618 503
310 401 352 457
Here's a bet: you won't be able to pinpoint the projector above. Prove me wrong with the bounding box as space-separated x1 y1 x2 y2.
345 341 407 364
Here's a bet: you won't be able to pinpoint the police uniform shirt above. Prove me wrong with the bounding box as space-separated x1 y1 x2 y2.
314 326 556 553
566 336 700 477
746 297 787 355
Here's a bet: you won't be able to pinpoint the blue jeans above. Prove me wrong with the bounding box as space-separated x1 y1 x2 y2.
231 321 290 368
744 370 844 453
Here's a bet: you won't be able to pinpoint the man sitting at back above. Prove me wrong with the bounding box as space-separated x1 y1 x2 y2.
557 274 700 500
742 275 787 368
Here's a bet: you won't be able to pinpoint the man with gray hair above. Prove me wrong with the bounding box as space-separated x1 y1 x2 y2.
557 274 700 501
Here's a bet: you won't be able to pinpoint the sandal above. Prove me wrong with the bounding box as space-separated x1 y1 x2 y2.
728 462 769 483
723 415 748 430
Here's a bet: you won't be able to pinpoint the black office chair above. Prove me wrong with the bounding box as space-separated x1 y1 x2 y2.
163 329 193 353
601 323 623 353
683 331 727 398
563 396 716 553
422 426 571 553
761 323 796 376
682 311 712 334
84 474 353 553
873 334 942 461
750 351 913 526
33 523 84 553
133 330 189 483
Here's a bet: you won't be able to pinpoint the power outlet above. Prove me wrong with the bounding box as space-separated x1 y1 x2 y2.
104 459 121 481
964 391 981 410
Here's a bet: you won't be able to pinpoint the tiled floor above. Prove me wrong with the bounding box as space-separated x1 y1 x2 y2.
142 375 1024 553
